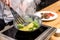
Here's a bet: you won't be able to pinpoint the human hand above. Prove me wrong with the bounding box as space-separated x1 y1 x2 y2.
1 0 11 7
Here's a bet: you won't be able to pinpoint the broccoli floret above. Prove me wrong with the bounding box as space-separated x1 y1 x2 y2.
17 24 24 29
33 20 39 28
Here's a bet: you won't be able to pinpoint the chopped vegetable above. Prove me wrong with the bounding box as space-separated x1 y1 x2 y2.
17 17 39 31
33 19 39 28
17 24 24 29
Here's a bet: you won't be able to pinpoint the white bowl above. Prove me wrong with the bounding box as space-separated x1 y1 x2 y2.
55 29 60 37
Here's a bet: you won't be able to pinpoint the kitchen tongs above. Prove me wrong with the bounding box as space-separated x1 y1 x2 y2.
10 7 26 24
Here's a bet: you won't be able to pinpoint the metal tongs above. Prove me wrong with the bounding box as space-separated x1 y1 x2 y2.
10 7 28 25
10 7 41 27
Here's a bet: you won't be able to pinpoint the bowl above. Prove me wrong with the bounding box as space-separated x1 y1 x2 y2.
54 29 60 37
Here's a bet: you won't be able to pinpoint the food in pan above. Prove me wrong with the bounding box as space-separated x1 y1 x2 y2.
17 19 39 31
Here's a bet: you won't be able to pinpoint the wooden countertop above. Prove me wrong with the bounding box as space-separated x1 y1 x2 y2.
40 1 60 29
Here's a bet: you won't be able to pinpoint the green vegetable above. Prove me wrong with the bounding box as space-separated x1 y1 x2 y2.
17 24 24 29
33 20 39 28
25 17 33 23
17 17 39 31
29 28 33 31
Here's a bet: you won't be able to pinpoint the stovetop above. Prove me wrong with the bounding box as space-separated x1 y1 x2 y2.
2 25 56 40
2 0 58 40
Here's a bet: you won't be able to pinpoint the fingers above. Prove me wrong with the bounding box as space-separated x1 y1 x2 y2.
1 0 11 7
5 0 11 6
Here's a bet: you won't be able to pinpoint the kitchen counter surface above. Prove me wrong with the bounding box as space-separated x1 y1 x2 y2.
40 0 60 40
40 1 60 29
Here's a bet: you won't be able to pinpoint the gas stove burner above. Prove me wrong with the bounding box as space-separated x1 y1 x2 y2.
2 25 56 40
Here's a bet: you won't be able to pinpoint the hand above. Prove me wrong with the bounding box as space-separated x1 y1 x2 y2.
1 0 11 7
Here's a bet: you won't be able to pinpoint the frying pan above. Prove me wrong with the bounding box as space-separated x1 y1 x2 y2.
0 0 42 33
10 7 42 32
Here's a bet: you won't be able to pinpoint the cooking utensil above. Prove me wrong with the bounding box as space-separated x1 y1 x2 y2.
10 7 29 25
10 7 41 32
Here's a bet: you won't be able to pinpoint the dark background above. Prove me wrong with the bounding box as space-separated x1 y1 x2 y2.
36 0 58 11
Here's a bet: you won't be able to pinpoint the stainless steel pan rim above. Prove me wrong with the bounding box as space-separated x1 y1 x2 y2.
13 15 42 32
